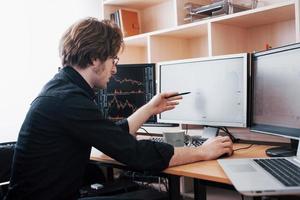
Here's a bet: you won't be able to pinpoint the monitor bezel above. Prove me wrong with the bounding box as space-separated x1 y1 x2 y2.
157 53 249 128
250 42 300 140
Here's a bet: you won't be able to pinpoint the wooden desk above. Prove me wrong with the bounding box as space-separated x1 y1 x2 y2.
163 143 271 200
91 143 273 200
165 143 269 184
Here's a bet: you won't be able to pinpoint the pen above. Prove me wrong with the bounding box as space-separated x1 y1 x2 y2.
167 92 191 98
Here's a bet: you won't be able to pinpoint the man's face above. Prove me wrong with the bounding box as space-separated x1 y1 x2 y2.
92 57 117 89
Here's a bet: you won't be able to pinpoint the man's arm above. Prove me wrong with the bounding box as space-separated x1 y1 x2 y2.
169 136 233 166
127 92 181 136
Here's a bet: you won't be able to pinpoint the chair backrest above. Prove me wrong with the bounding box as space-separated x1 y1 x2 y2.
0 142 15 199
0 142 16 183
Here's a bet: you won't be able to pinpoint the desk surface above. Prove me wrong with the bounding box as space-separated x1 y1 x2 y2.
91 143 272 185
164 144 271 184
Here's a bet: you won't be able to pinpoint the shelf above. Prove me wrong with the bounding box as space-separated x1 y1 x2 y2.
149 23 208 62
103 0 167 9
119 35 148 64
119 46 148 64
152 20 208 38
211 1 295 28
101 0 300 141
124 33 148 46
104 0 176 34
210 1 296 56
102 0 299 63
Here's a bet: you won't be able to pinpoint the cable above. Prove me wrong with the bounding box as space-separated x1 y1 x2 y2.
139 127 151 136
185 124 189 135
219 127 239 143
234 144 254 152
241 194 244 200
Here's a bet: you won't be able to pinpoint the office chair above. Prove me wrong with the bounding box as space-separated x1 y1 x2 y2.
80 162 168 200
0 141 16 199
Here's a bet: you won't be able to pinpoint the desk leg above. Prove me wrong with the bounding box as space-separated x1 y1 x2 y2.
168 175 181 200
194 179 206 200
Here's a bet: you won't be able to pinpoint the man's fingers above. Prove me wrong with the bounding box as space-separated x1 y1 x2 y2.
166 96 182 101
221 141 233 148
219 147 233 157
167 101 179 106
225 147 234 155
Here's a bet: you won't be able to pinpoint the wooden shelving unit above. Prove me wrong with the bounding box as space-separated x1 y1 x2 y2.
100 0 300 144
101 0 300 64
210 1 296 55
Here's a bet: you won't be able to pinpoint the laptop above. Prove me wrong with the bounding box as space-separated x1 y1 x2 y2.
218 157 300 196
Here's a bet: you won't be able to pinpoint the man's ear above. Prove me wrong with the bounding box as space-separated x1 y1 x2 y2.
91 58 97 67
91 58 104 74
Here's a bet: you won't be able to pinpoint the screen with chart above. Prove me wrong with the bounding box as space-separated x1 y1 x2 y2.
97 63 156 122
251 43 300 139
158 54 248 127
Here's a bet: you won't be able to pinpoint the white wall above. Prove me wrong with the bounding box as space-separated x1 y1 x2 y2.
0 0 101 142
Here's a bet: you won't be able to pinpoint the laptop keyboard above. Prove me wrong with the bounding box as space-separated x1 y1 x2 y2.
254 158 300 187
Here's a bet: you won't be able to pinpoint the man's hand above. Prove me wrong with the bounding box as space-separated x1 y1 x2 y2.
200 136 233 160
146 92 182 115
127 92 182 135
169 136 233 166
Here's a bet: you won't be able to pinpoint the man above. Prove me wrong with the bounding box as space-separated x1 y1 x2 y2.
6 18 233 199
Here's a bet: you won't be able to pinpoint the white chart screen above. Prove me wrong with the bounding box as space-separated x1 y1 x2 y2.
158 54 248 127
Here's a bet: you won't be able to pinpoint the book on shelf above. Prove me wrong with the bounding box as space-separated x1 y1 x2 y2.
110 9 140 37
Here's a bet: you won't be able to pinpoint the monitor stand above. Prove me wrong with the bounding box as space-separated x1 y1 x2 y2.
266 139 298 157
202 126 219 139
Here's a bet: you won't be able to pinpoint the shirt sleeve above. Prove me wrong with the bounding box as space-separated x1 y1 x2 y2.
115 119 129 132
60 96 174 172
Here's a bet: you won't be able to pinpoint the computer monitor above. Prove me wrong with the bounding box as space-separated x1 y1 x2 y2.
158 53 249 137
250 43 300 157
96 63 156 123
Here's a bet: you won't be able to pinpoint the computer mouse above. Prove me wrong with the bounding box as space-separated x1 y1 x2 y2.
218 151 234 159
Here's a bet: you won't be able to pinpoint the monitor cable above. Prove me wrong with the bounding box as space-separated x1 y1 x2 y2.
184 124 189 135
219 127 239 143
139 127 151 136
233 144 254 152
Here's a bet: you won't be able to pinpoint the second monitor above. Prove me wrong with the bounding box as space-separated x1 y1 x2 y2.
158 53 249 136
97 63 156 123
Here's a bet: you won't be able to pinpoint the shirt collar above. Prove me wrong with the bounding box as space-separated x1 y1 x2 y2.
62 66 96 100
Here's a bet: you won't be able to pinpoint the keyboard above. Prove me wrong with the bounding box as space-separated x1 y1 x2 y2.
142 122 179 127
189 136 207 147
150 136 207 147
150 137 165 143
254 158 300 187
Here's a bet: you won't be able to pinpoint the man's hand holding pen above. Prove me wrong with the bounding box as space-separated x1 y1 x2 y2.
145 92 191 116
166 92 191 99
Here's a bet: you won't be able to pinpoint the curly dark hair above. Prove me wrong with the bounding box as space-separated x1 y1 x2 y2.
59 17 124 68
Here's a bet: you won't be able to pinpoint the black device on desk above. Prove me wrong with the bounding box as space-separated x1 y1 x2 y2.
250 42 300 157
96 63 178 127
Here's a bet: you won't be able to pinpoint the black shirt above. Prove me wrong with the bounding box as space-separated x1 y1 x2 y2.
6 66 174 200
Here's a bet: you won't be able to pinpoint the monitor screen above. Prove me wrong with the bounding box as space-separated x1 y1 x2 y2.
158 54 248 127
96 63 156 122
251 43 300 140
